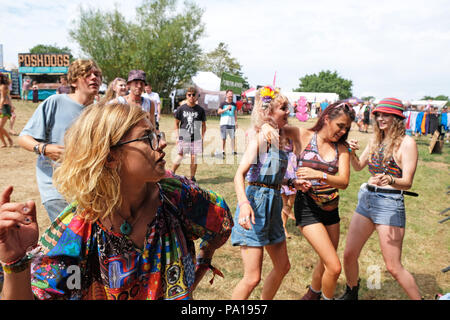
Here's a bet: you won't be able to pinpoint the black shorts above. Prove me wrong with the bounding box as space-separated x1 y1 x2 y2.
294 191 340 227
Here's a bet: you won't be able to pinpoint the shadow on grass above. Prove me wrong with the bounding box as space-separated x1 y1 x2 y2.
198 175 234 185
339 273 442 300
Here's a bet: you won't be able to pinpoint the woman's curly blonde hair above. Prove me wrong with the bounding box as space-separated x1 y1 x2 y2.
251 87 289 132
370 114 405 166
53 102 147 221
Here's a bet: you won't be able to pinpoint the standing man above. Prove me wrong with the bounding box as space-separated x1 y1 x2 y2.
172 87 206 182
142 83 161 130
18 59 102 221
218 89 237 157
112 70 155 129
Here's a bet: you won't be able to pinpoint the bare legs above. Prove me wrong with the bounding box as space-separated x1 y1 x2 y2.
300 223 341 299
172 153 198 179
281 194 295 238
0 117 13 147
231 241 290 300
343 212 421 300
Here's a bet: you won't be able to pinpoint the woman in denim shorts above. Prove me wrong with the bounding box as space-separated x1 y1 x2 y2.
340 98 421 300
230 86 310 300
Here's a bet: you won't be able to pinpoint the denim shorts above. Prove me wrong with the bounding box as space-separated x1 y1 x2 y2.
220 125 236 140
355 183 406 228
231 185 285 247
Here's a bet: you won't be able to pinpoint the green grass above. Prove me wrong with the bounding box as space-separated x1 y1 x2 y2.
6 101 450 300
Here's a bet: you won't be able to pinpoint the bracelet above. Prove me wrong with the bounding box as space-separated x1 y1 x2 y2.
238 200 250 208
33 143 41 155
1 254 32 274
388 175 395 185
287 178 295 188
41 143 48 156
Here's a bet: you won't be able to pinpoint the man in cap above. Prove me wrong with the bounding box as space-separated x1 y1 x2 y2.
112 70 155 128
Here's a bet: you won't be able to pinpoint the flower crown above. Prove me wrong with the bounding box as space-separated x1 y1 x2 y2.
260 86 279 109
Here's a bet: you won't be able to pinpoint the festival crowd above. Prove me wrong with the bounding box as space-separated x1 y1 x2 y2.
0 58 448 300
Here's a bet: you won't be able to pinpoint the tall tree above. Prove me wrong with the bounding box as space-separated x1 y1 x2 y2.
294 70 353 99
29 44 75 62
69 0 205 96
200 42 249 89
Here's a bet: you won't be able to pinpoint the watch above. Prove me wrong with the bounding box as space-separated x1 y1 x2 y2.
33 143 41 155
322 172 328 181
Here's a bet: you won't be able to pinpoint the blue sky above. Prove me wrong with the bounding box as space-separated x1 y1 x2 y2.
1 0 449 100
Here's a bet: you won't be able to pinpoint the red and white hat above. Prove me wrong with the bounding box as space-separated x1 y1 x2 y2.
372 98 405 119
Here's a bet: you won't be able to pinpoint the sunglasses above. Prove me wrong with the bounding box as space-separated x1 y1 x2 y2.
187 93 196 97
112 131 166 151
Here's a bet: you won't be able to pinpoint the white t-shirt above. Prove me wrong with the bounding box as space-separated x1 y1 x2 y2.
142 92 160 115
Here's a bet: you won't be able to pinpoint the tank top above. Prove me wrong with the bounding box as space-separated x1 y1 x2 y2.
368 144 403 178
297 132 340 211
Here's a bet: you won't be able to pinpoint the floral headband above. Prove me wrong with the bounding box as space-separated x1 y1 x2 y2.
260 86 279 109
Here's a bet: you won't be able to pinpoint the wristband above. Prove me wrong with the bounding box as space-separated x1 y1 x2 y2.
322 172 328 181
388 175 395 185
33 143 41 155
41 143 48 156
1 254 32 274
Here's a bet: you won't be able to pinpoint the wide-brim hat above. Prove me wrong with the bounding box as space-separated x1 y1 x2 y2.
127 70 147 84
372 98 405 119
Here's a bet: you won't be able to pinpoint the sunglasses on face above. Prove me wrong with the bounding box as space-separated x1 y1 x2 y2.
187 93 196 97
112 131 166 151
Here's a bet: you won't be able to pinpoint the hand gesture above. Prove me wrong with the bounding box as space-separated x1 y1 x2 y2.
238 202 255 230
347 139 360 152
296 167 322 180
0 186 39 264
261 123 279 145
293 179 312 192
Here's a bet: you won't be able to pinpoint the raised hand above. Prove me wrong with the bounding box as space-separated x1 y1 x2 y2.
0 186 39 264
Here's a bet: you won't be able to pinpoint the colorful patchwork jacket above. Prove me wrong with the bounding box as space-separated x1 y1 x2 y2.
0 172 232 300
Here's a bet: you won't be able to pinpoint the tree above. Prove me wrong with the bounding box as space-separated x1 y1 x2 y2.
422 95 449 106
200 42 249 89
294 70 353 100
69 0 205 96
29 44 75 62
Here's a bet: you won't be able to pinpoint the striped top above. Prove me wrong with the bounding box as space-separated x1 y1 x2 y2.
368 144 403 178
298 132 339 179
297 132 340 211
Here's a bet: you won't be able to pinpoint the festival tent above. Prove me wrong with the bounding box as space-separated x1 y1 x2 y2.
283 91 339 104
191 71 226 113
191 71 221 91
408 100 448 109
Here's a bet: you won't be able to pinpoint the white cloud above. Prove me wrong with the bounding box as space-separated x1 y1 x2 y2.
1 0 449 100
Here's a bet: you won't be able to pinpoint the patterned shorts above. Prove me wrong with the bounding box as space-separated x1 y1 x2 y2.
177 139 203 155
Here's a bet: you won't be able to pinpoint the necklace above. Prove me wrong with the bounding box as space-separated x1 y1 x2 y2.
108 213 139 236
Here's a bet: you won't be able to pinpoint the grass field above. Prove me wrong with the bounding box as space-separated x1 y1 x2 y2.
1 100 449 300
